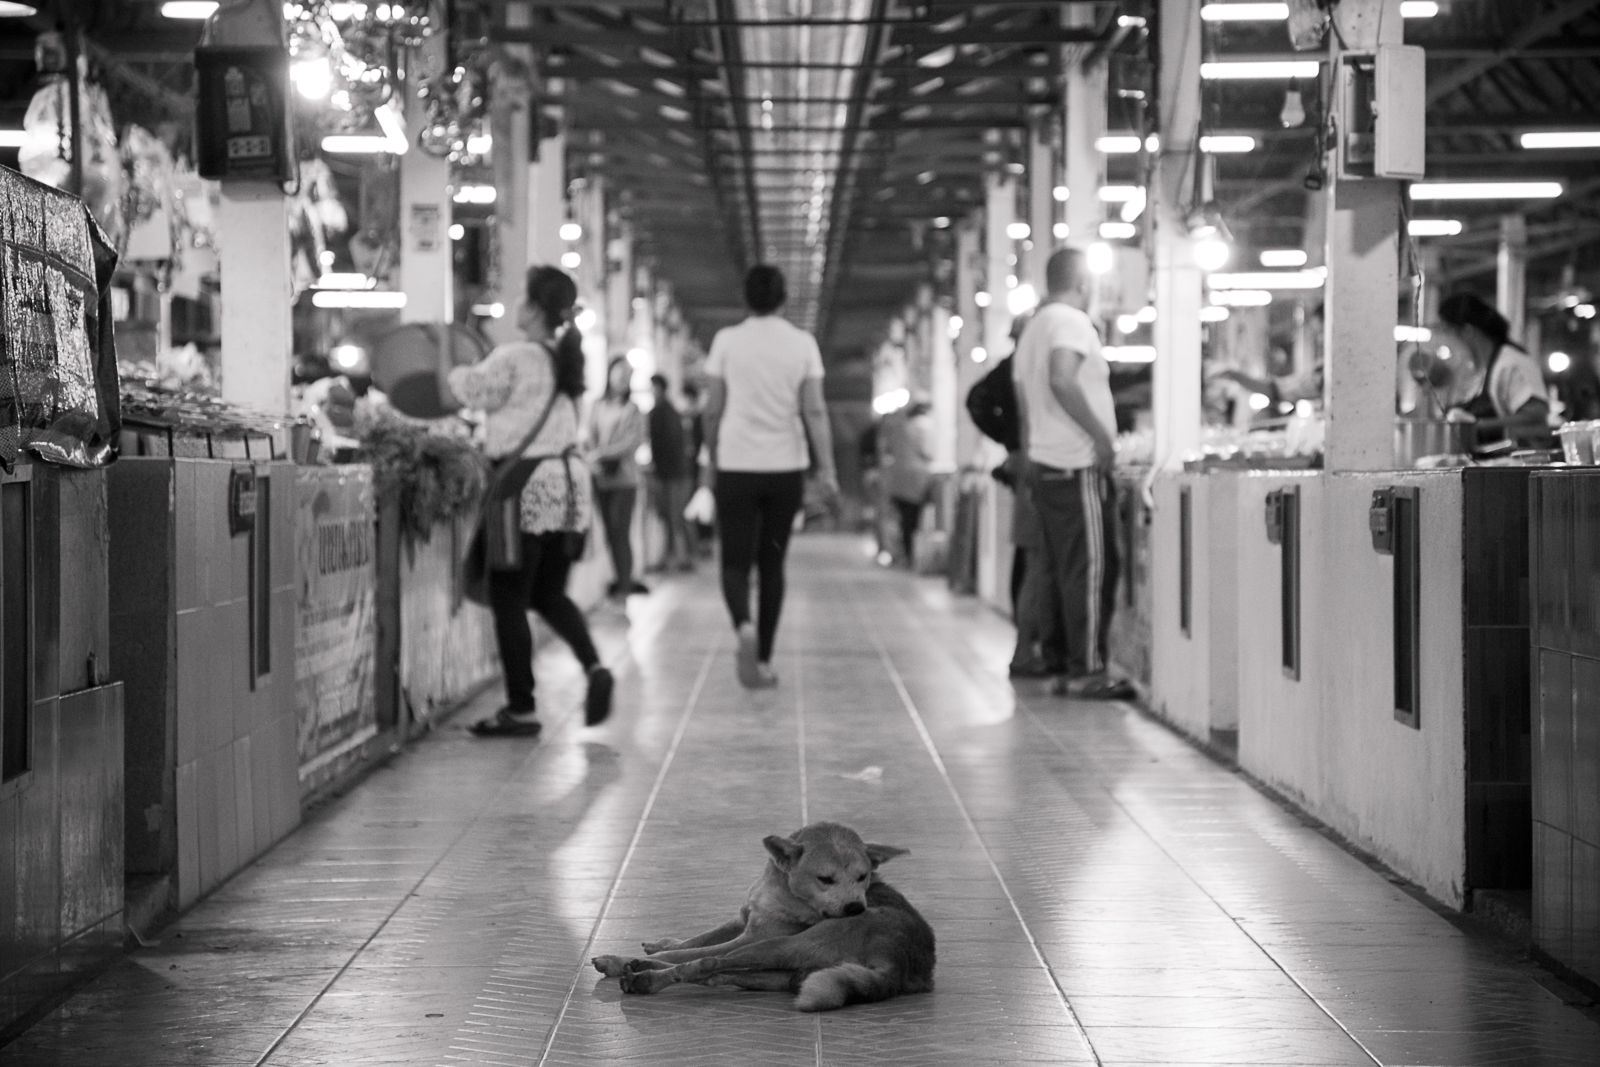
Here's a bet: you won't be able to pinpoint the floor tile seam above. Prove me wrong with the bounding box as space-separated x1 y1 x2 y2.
1008 698 1390 1066
467 640 719 1067
244 684 588 1067
846 583 1104 1067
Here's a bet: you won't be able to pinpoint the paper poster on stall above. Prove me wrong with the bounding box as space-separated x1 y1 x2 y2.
294 467 378 772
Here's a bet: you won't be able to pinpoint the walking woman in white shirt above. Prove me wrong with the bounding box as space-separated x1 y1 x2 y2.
702 265 838 688
448 266 613 735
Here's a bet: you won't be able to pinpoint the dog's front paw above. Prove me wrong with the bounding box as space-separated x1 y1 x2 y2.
619 967 666 995
592 955 630 978
641 937 683 954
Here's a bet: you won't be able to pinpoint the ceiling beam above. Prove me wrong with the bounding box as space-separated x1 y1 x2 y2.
1425 0 1600 105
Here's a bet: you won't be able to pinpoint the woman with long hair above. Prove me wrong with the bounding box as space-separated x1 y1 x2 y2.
449 266 613 736
586 354 649 599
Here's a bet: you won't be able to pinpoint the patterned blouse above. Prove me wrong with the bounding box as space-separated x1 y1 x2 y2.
449 341 593 535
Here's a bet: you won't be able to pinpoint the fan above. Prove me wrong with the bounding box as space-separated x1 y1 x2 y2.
369 322 490 419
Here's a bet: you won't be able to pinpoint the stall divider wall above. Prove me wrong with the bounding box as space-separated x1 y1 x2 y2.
1530 470 1600 989
1228 471 1469 907
110 457 300 915
1150 471 1240 748
2 465 126 1040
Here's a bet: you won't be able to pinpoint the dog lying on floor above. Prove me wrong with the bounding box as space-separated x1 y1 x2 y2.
593 821 935 1012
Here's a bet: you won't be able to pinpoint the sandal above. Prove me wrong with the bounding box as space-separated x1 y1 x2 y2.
585 666 614 726
1055 676 1136 701
469 708 543 737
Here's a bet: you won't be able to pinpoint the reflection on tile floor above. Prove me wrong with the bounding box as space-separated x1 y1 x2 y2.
3 536 1598 1066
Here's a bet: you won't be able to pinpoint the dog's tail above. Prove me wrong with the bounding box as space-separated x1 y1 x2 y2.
795 963 907 1012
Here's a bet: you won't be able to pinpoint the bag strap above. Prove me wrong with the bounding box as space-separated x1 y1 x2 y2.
487 343 562 494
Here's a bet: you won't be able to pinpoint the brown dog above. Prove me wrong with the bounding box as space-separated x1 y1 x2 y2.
592 822 935 1011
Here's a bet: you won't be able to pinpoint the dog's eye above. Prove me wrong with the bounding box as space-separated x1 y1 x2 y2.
857 874 868 882
817 876 835 885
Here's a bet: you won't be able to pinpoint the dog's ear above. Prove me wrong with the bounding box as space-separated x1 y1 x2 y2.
763 834 805 870
864 843 908 868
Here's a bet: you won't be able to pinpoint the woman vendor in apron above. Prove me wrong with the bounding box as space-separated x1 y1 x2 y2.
1438 291 1552 453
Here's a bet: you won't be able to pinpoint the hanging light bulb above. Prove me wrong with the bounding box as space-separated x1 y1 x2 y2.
1280 80 1307 128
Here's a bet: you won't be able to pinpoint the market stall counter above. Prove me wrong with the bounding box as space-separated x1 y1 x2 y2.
110 455 299 913
1149 462 1533 912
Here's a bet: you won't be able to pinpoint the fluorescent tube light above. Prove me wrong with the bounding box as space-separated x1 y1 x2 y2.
1098 185 1143 203
311 290 407 309
1200 306 1232 323
1519 131 1600 149
1200 3 1288 20
1209 289 1274 307
1099 221 1137 240
1400 1 1439 15
1209 269 1325 290
1259 249 1308 268
1409 181 1563 200
321 135 393 154
1395 326 1432 343
160 1 217 17
452 185 497 204
1408 218 1463 236
0 129 27 148
1201 60 1321 80
1006 222 1031 241
1095 135 1144 154
1200 135 1257 153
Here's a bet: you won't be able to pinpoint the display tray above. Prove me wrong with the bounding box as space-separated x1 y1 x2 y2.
1183 453 1322 472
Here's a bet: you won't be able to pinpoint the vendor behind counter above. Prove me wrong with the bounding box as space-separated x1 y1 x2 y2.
1433 291 1553 454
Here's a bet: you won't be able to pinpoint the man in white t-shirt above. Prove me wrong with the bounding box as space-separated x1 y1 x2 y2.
1012 248 1132 701
703 265 838 688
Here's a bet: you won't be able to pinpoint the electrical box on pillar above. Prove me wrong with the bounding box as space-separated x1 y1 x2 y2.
1334 44 1426 181
193 0 295 182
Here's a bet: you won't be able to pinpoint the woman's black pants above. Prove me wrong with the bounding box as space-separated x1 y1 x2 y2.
714 470 805 663
486 530 600 711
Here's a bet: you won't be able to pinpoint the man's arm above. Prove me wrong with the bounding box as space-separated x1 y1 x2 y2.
701 378 726 487
1048 345 1115 470
799 377 838 493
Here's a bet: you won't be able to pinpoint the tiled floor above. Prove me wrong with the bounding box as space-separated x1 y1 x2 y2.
4 535 1598 1066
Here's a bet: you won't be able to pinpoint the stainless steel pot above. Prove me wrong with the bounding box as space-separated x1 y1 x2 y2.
1394 417 1472 467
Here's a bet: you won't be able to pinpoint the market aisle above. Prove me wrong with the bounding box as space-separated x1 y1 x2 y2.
2 535 1597 1067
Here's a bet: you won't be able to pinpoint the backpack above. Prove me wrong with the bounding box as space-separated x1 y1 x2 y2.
965 355 1019 451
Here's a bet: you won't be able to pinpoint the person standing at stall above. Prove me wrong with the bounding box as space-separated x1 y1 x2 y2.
1012 247 1134 701
587 355 649 599
449 266 613 735
881 391 935 569
1436 291 1552 451
703 264 838 688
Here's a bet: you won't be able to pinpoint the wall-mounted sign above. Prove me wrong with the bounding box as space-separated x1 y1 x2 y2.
229 464 257 535
195 46 294 182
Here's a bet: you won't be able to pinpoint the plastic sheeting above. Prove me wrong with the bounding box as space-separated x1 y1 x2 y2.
0 164 121 471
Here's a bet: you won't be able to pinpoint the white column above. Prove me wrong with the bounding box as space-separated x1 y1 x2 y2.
529 128 566 271
1062 50 1105 245
982 174 1014 361
486 1 533 346
1151 0 1203 470
1025 122 1055 294
1497 213 1527 343
399 28 452 324
219 185 293 414
1323 0 1404 471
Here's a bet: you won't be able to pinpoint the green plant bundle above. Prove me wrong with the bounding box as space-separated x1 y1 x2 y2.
357 421 488 546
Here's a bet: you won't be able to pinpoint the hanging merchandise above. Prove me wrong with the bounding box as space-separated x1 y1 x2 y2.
19 31 127 248
0 164 122 471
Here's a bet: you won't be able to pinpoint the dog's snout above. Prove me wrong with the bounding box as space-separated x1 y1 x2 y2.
843 902 866 917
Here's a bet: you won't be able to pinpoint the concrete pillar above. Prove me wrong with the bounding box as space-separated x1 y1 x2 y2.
1151 0 1203 470
1497 213 1527 343
486 1 533 346
606 216 634 363
1062 16 1106 245
1323 0 1403 471
219 185 293 414
983 173 1014 361
1025 122 1055 294
929 301 958 472
399 27 451 324
529 128 566 271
